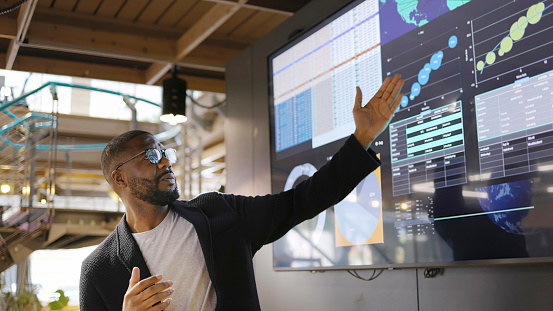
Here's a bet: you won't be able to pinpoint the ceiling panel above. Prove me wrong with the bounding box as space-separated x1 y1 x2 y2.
174 0 212 29
214 7 256 37
115 0 150 21
230 10 273 38
74 0 103 14
52 0 79 11
94 0 125 18
36 0 54 9
249 12 289 40
155 0 197 27
248 0 310 12
1 0 312 92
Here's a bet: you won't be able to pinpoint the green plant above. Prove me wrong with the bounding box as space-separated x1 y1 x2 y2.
48 290 69 310
1 287 41 311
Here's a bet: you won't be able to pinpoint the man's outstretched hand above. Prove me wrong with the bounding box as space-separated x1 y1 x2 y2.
353 73 404 149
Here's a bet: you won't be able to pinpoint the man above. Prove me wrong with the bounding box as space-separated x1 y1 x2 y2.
79 74 404 310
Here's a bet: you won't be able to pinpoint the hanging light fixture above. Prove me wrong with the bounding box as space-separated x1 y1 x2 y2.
1 184 10 194
160 65 188 125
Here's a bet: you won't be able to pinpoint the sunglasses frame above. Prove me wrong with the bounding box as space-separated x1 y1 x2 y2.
114 148 177 171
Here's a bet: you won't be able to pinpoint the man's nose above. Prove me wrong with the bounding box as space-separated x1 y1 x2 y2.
157 155 172 169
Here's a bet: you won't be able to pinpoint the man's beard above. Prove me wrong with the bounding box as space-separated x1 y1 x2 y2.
127 173 180 206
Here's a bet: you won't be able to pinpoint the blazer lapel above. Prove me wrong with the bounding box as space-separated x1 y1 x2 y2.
115 215 152 280
170 201 215 279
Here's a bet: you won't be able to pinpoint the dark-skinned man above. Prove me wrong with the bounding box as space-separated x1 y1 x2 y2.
79 74 404 311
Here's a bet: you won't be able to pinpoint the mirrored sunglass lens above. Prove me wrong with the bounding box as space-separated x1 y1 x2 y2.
146 149 162 163
165 148 177 163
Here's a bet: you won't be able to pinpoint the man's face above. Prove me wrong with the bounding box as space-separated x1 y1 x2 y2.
118 134 179 205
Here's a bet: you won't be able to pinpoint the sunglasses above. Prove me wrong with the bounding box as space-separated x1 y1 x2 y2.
114 148 177 171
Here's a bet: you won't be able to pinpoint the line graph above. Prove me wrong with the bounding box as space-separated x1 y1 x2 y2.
382 27 463 114
471 1 553 85
477 2 552 73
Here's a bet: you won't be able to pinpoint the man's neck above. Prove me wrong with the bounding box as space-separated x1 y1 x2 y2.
125 202 170 233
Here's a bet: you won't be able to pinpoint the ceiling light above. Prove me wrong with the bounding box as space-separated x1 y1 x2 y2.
161 65 188 125
1 184 10 193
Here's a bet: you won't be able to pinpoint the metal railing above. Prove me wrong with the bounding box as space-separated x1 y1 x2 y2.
0 81 186 272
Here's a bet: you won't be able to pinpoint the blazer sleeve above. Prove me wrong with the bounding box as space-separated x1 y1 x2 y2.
79 259 110 311
222 134 381 253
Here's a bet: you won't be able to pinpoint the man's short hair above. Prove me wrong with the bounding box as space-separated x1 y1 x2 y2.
101 130 152 183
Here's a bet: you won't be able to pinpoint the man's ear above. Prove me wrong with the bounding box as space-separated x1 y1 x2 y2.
111 170 127 187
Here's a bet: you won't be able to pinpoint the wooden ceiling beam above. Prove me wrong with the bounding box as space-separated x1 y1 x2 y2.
176 0 248 60
0 53 225 93
145 63 173 87
32 6 253 48
5 0 38 70
202 0 293 16
33 7 182 38
23 21 229 72
21 39 226 73
26 20 177 61
145 0 248 85
0 16 17 39
2 52 145 83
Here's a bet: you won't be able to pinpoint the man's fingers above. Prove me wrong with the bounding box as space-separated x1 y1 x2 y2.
382 73 401 99
128 267 140 290
390 93 403 114
142 288 174 309
127 274 163 296
355 86 362 110
140 281 173 301
374 76 392 98
150 298 172 311
387 78 405 107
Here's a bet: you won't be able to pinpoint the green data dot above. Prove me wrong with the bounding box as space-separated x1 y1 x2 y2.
518 16 528 29
499 50 504 57
527 3 545 24
500 36 513 53
510 21 524 41
486 52 496 65
477 61 484 71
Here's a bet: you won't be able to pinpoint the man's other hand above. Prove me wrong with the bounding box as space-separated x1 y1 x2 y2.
123 267 173 310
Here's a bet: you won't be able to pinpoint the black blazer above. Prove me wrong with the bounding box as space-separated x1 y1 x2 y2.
79 135 380 310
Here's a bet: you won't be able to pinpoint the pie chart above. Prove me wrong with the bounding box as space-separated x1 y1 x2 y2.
334 166 383 246
284 163 326 246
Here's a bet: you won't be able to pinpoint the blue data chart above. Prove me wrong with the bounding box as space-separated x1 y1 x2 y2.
274 89 312 152
384 29 462 113
274 98 295 152
271 0 382 153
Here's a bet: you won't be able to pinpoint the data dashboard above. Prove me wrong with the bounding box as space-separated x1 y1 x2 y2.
269 0 553 270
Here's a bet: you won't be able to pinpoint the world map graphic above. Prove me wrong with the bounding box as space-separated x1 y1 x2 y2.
379 0 472 44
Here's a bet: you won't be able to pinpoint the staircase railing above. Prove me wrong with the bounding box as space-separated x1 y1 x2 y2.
1 83 58 272
0 81 183 272
0 80 217 274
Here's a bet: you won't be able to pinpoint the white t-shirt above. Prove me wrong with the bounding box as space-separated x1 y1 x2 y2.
132 209 217 311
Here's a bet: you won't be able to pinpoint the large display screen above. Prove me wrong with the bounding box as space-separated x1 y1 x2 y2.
269 0 553 270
